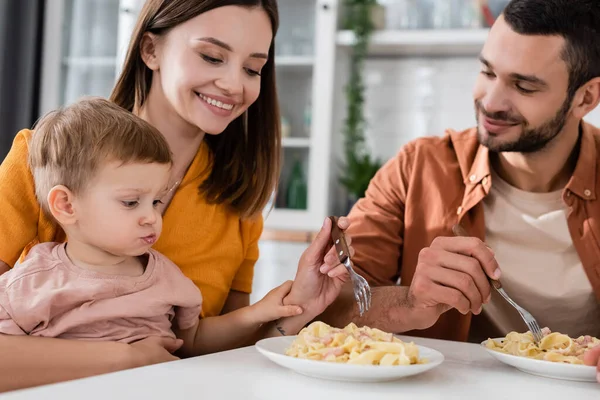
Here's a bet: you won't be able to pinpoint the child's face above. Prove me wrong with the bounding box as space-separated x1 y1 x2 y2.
71 161 171 257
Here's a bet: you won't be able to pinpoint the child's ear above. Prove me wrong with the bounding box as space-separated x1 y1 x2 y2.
47 185 77 225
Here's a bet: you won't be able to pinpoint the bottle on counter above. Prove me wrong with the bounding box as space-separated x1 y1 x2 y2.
286 158 307 210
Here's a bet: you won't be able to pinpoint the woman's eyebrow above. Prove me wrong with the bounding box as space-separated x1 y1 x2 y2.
196 37 268 59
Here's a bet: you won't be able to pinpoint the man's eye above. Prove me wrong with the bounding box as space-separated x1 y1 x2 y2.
516 84 536 94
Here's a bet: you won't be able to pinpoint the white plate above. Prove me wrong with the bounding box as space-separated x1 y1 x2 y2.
482 339 597 382
255 335 444 383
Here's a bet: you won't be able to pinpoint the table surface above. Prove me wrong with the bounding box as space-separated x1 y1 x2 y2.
1 335 598 400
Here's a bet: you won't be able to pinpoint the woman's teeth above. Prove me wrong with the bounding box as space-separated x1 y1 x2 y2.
198 94 234 111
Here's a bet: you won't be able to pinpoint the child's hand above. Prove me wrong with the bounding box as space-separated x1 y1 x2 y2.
283 217 350 317
248 280 303 324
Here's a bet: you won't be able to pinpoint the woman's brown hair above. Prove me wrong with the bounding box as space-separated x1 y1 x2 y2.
110 0 280 219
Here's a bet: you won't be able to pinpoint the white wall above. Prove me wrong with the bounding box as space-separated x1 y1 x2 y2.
362 56 480 160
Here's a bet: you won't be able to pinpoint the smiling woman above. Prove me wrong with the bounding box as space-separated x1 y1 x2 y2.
0 0 299 392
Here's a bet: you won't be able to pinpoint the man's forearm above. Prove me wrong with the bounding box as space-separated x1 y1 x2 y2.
0 335 131 393
318 283 420 333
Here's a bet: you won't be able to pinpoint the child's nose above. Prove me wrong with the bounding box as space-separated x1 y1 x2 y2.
140 208 157 225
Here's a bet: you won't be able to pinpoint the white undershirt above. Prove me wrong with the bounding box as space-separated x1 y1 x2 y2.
481 168 600 338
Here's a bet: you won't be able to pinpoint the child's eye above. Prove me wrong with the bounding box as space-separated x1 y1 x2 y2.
122 201 138 208
153 199 164 208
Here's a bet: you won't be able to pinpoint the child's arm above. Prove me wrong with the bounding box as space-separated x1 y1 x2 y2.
175 218 350 357
175 281 303 357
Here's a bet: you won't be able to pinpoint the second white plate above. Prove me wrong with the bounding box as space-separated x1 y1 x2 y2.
255 335 444 383
482 339 597 382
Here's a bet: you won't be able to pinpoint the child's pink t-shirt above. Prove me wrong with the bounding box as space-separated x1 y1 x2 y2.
0 242 202 343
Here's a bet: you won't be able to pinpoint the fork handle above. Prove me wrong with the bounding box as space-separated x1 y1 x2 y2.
329 216 350 263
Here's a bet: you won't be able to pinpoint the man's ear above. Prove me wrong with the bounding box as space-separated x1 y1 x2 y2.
140 32 161 71
572 77 600 120
47 185 77 226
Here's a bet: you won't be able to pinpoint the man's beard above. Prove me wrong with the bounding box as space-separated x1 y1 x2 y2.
475 94 573 153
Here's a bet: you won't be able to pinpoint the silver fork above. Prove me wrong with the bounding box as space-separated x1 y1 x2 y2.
330 216 372 316
452 224 543 344
490 280 543 343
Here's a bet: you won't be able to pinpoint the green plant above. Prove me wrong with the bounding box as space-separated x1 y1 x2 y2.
339 0 382 201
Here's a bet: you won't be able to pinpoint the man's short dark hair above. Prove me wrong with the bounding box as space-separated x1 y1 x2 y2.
504 0 600 97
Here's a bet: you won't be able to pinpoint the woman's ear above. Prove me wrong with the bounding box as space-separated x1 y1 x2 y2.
47 185 77 226
140 32 161 71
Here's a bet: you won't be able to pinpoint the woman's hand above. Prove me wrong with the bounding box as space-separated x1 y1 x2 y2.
127 336 184 368
283 217 351 318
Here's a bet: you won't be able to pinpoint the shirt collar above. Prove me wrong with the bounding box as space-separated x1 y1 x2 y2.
451 123 597 201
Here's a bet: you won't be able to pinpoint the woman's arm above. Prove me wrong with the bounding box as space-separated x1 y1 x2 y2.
0 335 182 393
0 335 129 392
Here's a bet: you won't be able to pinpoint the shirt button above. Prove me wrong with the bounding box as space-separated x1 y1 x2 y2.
584 189 592 197
457 206 463 215
469 174 477 183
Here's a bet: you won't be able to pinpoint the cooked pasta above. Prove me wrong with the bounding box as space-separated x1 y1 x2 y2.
285 321 424 366
486 328 600 364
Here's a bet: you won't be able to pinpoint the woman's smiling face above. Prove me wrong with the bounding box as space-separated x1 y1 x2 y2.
142 5 273 135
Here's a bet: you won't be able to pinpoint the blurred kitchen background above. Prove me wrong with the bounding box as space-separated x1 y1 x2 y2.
2 0 599 302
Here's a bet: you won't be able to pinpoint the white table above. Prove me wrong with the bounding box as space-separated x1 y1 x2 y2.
1 336 598 400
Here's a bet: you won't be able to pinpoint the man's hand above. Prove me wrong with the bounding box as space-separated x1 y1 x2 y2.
407 236 500 329
127 336 183 368
583 344 600 383
283 217 350 317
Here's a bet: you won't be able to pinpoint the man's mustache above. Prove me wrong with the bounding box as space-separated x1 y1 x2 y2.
475 101 525 125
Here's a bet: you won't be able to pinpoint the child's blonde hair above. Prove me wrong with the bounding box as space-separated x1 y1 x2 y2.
29 97 172 213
